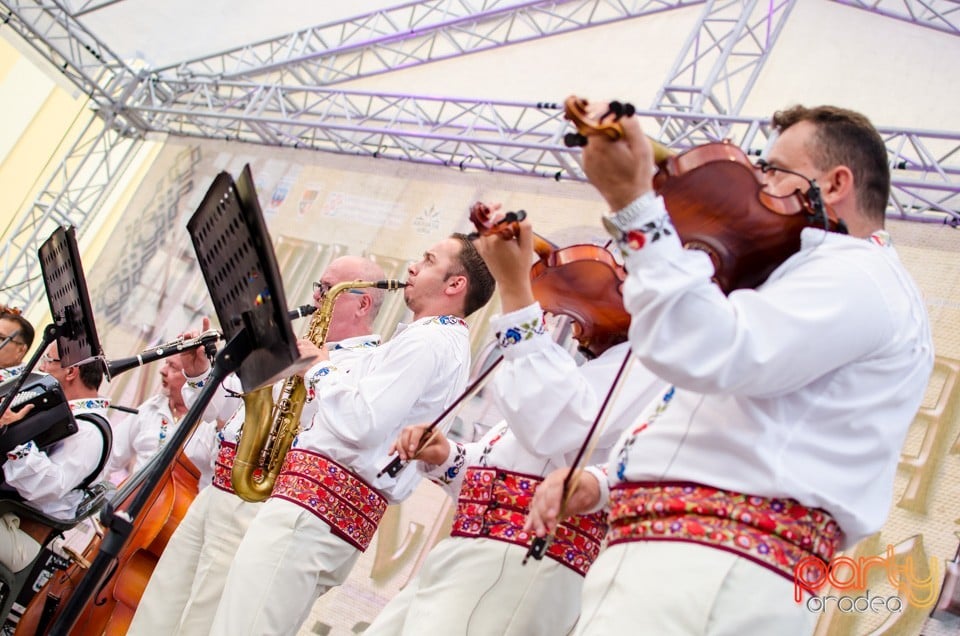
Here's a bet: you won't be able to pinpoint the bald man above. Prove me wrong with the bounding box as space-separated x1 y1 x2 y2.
129 255 390 635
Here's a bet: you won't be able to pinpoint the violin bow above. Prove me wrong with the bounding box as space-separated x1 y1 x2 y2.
524 347 634 563
377 355 503 479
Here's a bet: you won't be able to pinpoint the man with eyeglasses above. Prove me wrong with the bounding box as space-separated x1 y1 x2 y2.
0 307 35 383
205 235 494 636
525 104 933 635
0 340 112 574
130 255 394 635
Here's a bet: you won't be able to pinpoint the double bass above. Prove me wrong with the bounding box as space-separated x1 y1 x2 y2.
15 455 199 635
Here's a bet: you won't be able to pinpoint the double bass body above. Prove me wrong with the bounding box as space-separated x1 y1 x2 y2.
15 454 199 635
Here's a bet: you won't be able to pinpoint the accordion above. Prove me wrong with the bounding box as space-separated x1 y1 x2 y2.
0 373 77 456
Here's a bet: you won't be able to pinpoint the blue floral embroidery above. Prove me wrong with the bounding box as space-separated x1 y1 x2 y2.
435 443 466 486
69 398 110 412
430 315 468 328
615 385 675 481
0 365 24 383
496 315 546 348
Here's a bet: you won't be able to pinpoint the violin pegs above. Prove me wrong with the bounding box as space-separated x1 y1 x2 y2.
623 102 636 117
564 132 588 148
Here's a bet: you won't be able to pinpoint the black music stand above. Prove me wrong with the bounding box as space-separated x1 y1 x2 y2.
52 164 311 635
0 226 103 421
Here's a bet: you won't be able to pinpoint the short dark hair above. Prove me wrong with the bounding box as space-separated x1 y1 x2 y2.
448 233 495 317
772 105 890 224
76 360 104 391
0 311 35 349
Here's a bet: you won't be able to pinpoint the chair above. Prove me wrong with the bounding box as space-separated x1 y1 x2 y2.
0 481 114 625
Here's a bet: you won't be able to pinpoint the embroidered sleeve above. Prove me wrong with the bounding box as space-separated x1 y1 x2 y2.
583 463 611 515
305 364 336 402
489 303 549 359
184 371 209 389
421 441 471 498
431 443 466 486
601 191 675 257
6 441 34 462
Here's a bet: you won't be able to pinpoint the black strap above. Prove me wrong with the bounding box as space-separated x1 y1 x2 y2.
73 413 113 490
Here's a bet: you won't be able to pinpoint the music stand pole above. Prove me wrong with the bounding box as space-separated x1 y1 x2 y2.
51 163 308 634
49 329 250 635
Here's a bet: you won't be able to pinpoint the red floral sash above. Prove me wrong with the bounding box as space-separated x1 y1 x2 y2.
271 449 387 552
451 467 607 576
212 441 237 494
608 482 843 588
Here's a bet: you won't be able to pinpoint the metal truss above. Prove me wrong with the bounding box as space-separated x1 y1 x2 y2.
0 111 143 309
830 0 960 35
61 0 129 18
0 0 146 129
126 88 960 224
649 0 797 141
1 0 958 312
159 0 703 85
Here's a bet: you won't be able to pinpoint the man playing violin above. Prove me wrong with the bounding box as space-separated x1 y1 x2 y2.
365 219 665 636
527 104 933 634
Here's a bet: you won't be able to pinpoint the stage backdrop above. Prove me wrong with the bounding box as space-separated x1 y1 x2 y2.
83 138 960 636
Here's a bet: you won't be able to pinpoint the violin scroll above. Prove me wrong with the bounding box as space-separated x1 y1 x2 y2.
563 96 636 147
468 201 527 240
562 95 674 165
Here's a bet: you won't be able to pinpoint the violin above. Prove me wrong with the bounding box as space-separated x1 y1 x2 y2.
562 95 847 293
469 202 629 358
15 453 200 635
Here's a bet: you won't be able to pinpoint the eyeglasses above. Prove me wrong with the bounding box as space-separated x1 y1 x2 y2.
40 353 61 365
312 282 366 297
0 334 25 347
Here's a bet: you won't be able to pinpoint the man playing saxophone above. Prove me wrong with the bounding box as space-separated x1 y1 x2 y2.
129 255 394 635
208 234 494 636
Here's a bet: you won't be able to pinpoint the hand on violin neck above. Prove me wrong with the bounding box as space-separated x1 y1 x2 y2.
581 111 656 211
472 218 536 313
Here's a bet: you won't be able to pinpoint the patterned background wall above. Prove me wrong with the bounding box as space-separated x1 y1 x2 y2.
86 138 959 636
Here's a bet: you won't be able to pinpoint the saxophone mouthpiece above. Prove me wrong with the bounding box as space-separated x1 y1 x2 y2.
375 280 408 289
289 304 318 319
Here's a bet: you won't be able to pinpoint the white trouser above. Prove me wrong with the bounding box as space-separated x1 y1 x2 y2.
0 512 40 573
209 497 361 636
127 486 262 635
365 535 583 636
574 541 818 636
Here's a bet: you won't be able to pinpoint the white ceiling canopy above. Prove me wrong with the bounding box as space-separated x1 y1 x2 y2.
1 0 958 310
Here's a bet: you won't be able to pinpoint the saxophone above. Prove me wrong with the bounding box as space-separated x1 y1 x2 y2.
231 279 406 502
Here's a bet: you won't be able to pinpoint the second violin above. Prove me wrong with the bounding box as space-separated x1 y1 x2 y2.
469 201 630 358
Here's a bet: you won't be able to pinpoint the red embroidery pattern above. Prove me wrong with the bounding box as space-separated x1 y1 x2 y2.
212 442 237 494
451 467 607 576
608 482 843 587
271 449 387 552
